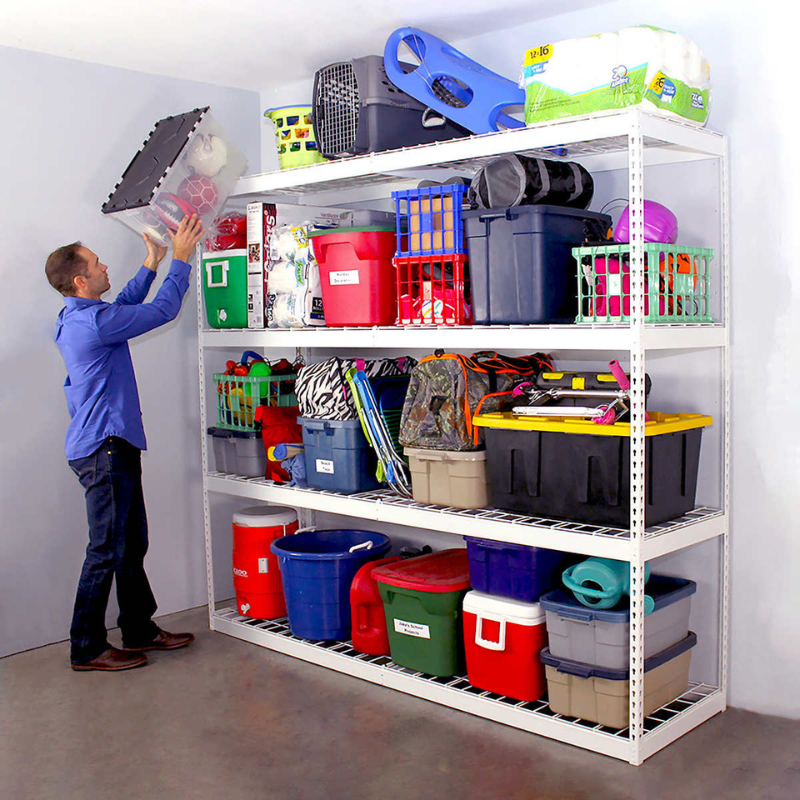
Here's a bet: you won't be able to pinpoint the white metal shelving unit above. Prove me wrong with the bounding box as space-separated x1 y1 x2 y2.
196 109 729 765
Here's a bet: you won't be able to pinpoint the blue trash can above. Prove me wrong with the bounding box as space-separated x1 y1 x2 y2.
271 529 391 640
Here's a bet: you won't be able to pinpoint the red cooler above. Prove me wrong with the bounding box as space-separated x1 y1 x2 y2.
309 226 397 326
350 556 401 655
463 590 548 702
232 505 298 618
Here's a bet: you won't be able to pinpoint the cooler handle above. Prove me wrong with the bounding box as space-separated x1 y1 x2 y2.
349 541 374 554
205 259 230 288
475 614 506 652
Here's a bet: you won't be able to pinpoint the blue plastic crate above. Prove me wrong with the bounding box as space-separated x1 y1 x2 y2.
463 537 567 603
392 184 467 257
300 417 380 494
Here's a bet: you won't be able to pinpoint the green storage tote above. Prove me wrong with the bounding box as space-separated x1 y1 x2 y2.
373 549 471 677
202 249 248 328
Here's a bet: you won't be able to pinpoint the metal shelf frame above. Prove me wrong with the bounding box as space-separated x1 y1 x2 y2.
196 108 730 765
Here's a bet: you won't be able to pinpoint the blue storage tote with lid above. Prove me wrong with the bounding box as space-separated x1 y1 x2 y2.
539 575 696 670
299 417 380 494
463 537 566 603
540 632 697 729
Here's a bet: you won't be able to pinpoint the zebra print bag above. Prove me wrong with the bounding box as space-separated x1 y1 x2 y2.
296 356 416 420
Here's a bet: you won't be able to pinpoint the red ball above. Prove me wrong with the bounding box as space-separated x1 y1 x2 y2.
178 176 219 216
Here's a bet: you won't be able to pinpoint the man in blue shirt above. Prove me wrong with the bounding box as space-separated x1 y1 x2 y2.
46 214 204 671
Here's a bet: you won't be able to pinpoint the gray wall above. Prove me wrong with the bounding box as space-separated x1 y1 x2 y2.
0 45 260 657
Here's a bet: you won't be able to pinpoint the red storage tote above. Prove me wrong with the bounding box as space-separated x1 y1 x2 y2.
350 556 401 655
463 590 548 702
232 505 298 619
309 225 397 326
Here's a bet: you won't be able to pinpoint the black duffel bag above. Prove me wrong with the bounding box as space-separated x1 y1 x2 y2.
468 154 594 210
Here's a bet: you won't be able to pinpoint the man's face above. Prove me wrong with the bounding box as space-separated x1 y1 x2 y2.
75 247 110 299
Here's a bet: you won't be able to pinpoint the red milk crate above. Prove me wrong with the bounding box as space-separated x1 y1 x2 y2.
394 253 471 325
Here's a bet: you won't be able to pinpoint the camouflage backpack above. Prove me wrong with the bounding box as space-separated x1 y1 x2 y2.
398 351 553 451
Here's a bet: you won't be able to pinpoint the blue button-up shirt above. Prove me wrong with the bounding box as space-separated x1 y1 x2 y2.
55 259 192 460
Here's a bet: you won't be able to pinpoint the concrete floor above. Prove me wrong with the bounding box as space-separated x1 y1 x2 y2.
2 606 799 800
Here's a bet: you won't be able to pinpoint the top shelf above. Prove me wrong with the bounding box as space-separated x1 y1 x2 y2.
231 110 726 203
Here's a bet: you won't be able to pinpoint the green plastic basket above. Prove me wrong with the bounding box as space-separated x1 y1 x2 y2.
573 243 713 324
213 373 298 431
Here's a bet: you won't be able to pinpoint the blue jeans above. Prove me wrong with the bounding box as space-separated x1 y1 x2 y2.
68 437 160 664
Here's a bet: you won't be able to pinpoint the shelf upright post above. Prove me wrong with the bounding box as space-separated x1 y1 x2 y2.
195 242 216 627
627 111 648 766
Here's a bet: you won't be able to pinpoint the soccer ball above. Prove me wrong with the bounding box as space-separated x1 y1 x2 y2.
178 176 219 216
185 134 228 177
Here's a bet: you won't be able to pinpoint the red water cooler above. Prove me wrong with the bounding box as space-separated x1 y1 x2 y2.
232 505 298 619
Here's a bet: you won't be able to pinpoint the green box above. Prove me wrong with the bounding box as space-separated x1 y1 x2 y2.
202 249 248 328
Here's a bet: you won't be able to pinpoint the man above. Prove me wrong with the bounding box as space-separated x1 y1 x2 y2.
46 214 204 671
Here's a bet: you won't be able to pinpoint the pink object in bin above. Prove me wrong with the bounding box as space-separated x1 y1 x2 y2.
613 201 678 244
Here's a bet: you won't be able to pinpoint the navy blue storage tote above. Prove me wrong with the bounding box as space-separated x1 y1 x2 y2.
463 536 566 603
300 417 380 493
463 205 612 324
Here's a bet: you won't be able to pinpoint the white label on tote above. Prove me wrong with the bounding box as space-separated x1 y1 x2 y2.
329 270 360 285
258 558 269 574
394 619 431 639
316 459 335 474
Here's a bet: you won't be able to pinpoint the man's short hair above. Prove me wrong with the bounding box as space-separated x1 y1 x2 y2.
46 243 87 296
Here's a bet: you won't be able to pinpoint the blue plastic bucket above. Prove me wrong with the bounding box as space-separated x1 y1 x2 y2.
271 529 391 640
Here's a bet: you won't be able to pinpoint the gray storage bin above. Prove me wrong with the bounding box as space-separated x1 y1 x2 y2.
539 575 696 670
208 427 266 478
541 632 697 729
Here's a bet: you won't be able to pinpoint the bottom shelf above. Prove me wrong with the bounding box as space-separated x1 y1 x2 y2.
211 606 725 765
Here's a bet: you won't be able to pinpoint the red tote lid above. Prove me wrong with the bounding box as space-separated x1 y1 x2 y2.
372 549 471 593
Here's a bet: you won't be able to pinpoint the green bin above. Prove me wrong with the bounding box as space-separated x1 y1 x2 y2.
373 549 471 677
202 249 248 328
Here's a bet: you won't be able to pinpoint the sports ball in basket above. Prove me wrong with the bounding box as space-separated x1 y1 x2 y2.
185 134 228 177
153 193 198 231
178 176 219 216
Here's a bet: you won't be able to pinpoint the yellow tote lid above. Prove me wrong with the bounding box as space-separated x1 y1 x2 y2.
472 411 713 437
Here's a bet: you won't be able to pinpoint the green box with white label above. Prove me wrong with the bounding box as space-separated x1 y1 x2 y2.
202 249 248 328
374 550 471 677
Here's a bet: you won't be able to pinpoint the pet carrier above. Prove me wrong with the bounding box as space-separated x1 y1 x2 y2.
312 55 469 159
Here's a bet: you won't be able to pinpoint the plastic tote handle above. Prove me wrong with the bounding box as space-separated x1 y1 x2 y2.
205 259 230 288
349 540 374 554
475 614 506 651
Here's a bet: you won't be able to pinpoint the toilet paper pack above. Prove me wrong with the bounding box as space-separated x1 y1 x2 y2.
522 25 711 126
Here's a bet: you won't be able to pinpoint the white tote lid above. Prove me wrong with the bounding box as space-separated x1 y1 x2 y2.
233 505 298 528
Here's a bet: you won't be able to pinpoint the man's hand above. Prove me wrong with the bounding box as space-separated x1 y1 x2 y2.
168 214 205 263
142 234 168 272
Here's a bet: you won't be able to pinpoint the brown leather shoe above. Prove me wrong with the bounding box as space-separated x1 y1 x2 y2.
72 647 148 672
121 630 195 652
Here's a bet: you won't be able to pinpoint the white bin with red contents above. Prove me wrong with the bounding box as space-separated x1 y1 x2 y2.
463 590 548 702
232 505 298 619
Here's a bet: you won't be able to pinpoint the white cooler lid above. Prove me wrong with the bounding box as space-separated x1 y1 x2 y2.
233 505 298 527
463 590 545 626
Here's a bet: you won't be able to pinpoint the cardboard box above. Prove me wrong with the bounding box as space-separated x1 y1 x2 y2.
246 202 277 328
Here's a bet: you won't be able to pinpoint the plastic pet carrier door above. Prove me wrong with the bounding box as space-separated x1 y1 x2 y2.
312 55 469 158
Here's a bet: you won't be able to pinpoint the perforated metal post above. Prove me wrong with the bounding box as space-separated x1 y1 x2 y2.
627 113 647 765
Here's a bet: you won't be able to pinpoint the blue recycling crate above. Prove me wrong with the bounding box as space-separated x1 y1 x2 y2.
392 183 467 257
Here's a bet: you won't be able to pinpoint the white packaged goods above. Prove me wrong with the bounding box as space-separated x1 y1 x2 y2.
522 25 711 126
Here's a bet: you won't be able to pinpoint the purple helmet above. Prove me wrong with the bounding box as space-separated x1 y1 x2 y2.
613 200 678 244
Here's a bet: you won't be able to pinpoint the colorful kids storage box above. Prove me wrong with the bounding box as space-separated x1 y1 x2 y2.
473 412 712 527
463 537 565 603
264 106 326 170
202 249 248 328
373 549 471 677
463 205 612 325
232 505 298 619
270 529 391 641
207 428 266 477
539 575 696 670
350 556 402 656
404 447 490 509
308 226 398 326
540 632 697 728
102 107 248 246
299 417 380 494
462 591 547 702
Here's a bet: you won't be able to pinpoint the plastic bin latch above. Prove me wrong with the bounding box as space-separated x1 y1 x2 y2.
475 614 506 651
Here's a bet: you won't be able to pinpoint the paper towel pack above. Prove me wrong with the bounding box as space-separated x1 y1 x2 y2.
522 25 711 126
